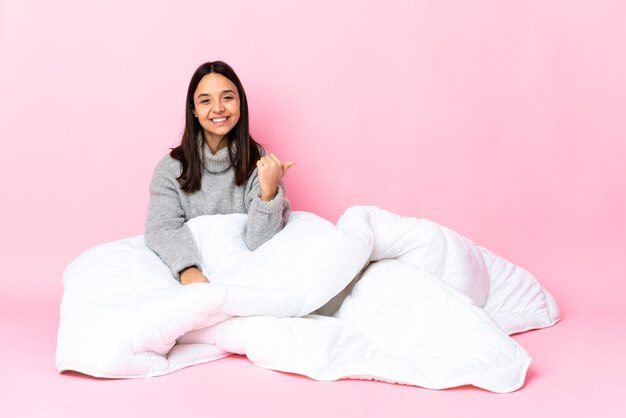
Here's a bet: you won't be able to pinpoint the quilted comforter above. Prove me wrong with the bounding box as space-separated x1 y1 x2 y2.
56 206 560 393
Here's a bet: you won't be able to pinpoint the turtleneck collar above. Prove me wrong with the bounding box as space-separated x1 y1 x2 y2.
202 142 232 173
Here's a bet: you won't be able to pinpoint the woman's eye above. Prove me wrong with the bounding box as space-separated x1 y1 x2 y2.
200 99 209 104
224 96 233 101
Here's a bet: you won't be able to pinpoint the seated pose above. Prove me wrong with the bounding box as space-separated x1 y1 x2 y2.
145 61 293 285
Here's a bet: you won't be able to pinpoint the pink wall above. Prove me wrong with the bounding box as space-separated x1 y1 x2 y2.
1 1 624 314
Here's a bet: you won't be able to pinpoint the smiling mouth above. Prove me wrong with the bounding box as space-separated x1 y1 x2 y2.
211 117 228 123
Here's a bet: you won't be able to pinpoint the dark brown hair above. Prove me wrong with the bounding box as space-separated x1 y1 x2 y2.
170 61 262 192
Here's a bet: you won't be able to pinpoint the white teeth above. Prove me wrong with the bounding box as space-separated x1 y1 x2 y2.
212 117 227 123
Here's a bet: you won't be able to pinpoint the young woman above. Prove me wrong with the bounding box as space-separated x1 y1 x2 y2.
145 61 294 285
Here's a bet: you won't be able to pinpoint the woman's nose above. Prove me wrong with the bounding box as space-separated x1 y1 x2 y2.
212 101 225 112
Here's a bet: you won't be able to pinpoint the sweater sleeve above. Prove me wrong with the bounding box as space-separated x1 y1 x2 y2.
144 158 203 282
244 167 291 251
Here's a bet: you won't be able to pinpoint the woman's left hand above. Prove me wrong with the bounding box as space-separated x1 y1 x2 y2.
257 153 295 202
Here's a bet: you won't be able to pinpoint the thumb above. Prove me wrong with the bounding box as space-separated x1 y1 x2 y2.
283 161 296 175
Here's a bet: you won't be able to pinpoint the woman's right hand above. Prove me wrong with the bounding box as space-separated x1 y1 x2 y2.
179 266 210 285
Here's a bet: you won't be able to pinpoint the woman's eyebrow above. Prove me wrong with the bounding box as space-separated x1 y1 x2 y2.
196 90 236 99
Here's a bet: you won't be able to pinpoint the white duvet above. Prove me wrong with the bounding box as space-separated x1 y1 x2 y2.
56 206 560 393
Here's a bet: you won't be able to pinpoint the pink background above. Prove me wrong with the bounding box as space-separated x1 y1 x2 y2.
1 1 624 417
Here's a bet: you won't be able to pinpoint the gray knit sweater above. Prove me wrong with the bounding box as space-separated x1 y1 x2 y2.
145 144 290 281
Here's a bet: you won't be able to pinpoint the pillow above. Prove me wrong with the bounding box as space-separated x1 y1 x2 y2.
479 247 561 334
187 211 373 316
57 211 372 378
337 206 489 306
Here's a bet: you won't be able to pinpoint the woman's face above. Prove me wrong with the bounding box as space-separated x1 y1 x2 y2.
192 73 241 147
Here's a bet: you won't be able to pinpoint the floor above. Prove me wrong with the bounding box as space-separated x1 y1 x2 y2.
1 291 623 418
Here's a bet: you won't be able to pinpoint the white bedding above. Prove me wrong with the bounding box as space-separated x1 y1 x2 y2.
55 206 560 392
